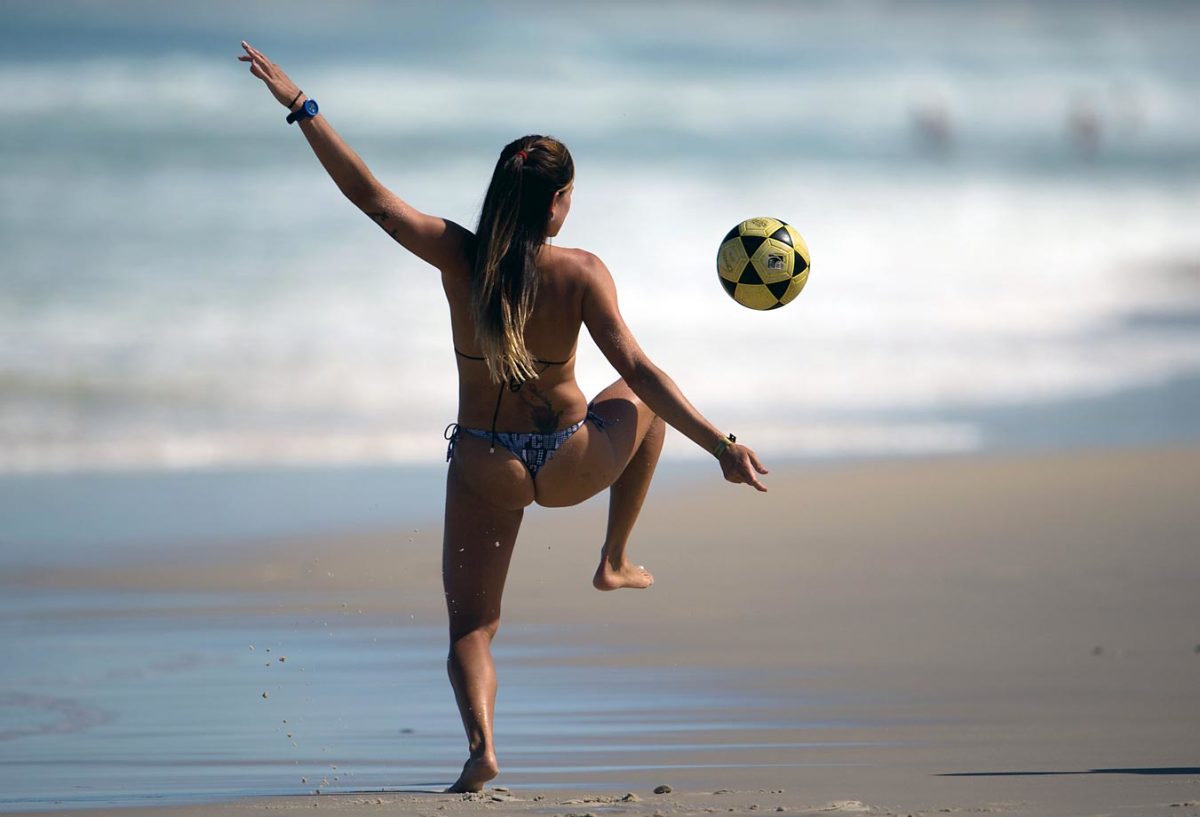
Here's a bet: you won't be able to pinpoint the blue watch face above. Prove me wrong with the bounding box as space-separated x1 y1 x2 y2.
303 99 319 116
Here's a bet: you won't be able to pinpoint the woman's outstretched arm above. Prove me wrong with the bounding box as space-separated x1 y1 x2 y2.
581 253 768 491
238 41 470 272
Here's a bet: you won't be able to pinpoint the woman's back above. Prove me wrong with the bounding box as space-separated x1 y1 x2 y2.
444 244 592 434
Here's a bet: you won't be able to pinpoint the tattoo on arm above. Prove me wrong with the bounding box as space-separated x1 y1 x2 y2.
366 211 401 242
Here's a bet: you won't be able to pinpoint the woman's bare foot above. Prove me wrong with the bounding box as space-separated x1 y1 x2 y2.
446 752 499 793
593 555 654 591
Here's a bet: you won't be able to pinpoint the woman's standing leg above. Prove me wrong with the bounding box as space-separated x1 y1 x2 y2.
442 463 525 792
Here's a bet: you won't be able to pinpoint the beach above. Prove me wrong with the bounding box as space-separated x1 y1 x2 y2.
5 445 1198 816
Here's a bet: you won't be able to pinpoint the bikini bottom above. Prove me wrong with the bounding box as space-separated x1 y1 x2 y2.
445 404 606 478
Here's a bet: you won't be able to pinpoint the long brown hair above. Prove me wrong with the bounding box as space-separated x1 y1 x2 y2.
471 135 574 384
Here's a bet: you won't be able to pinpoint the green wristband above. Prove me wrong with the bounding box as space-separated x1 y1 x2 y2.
712 433 736 458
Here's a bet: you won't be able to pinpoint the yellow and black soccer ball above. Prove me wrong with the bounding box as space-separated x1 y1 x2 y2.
716 217 810 310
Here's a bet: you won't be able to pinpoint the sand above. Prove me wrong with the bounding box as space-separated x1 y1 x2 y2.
6 445 1200 816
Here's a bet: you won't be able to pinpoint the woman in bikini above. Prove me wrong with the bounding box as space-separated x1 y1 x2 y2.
240 42 768 793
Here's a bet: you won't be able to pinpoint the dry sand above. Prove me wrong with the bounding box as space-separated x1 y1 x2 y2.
6 445 1200 816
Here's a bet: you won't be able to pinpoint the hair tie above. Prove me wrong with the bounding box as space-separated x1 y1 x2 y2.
515 149 528 162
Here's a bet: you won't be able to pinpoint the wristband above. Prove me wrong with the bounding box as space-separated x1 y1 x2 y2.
712 433 736 459
287 90 303 109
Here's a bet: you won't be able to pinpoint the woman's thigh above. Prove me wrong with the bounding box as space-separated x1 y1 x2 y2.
442 464 525 640
532 378 658 508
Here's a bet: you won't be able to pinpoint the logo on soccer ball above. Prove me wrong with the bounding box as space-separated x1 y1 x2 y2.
766 254 787 271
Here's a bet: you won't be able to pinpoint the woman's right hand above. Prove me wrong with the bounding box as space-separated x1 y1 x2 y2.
238 41 304 110
719 443 769 492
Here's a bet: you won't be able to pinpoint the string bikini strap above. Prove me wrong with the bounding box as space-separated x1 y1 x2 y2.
454 347 572 366
488 383 503 453
453 349 569 452
489 376 529 452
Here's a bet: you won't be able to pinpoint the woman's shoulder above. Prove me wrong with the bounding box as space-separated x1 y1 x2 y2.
546 245 611 283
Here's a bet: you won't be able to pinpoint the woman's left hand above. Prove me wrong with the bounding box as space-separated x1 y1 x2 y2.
238 41 303 109
719 443 769 492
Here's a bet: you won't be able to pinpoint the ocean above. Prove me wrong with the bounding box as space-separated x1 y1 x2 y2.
3 0 1198 478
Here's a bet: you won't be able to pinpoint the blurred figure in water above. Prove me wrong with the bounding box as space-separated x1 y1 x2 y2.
1067 93 1103 159
910 97 954 156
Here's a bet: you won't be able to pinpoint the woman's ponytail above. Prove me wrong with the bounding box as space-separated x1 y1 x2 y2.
470 136 574 385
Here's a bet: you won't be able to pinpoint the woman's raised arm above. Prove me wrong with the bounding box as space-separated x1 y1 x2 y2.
581 253 768 491
238 41 470 272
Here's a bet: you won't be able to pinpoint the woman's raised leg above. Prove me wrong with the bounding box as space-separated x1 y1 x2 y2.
593 412 665 590
535 378 665 589
442 462 525 792
584 381 665 590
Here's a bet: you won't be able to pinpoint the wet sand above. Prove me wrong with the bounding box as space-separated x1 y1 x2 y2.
6 445 1200 816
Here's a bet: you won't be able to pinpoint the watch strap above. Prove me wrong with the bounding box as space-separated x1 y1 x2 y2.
286 98 318 125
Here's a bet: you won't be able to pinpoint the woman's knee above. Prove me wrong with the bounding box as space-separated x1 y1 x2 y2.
449 619 500 648
592 384 654 437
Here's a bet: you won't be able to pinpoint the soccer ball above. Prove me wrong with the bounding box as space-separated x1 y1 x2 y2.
716 217 810 310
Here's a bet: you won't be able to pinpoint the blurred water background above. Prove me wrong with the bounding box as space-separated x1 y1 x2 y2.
1 4 1199 545
4 0 1199 482
5 0 1200 556
2 1 1200 810
2 1 1196 562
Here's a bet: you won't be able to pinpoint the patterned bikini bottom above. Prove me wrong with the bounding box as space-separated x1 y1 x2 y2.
445 404 607 478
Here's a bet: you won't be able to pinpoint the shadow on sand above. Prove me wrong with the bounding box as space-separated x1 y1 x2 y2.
938 767 1200 777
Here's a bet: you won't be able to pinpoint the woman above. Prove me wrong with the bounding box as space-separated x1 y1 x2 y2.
239 42 768 793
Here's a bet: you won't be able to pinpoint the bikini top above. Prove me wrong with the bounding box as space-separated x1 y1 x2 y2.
454 347 575 449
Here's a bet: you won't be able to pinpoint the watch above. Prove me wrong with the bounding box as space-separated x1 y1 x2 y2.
286 98 319 125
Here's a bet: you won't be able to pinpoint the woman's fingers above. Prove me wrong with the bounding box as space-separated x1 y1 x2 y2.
237 48 262 71
738 451 767 491
241 42 274 74
253 49 275 73
749 449 768 474
240 54 276 87
743 463 767 492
